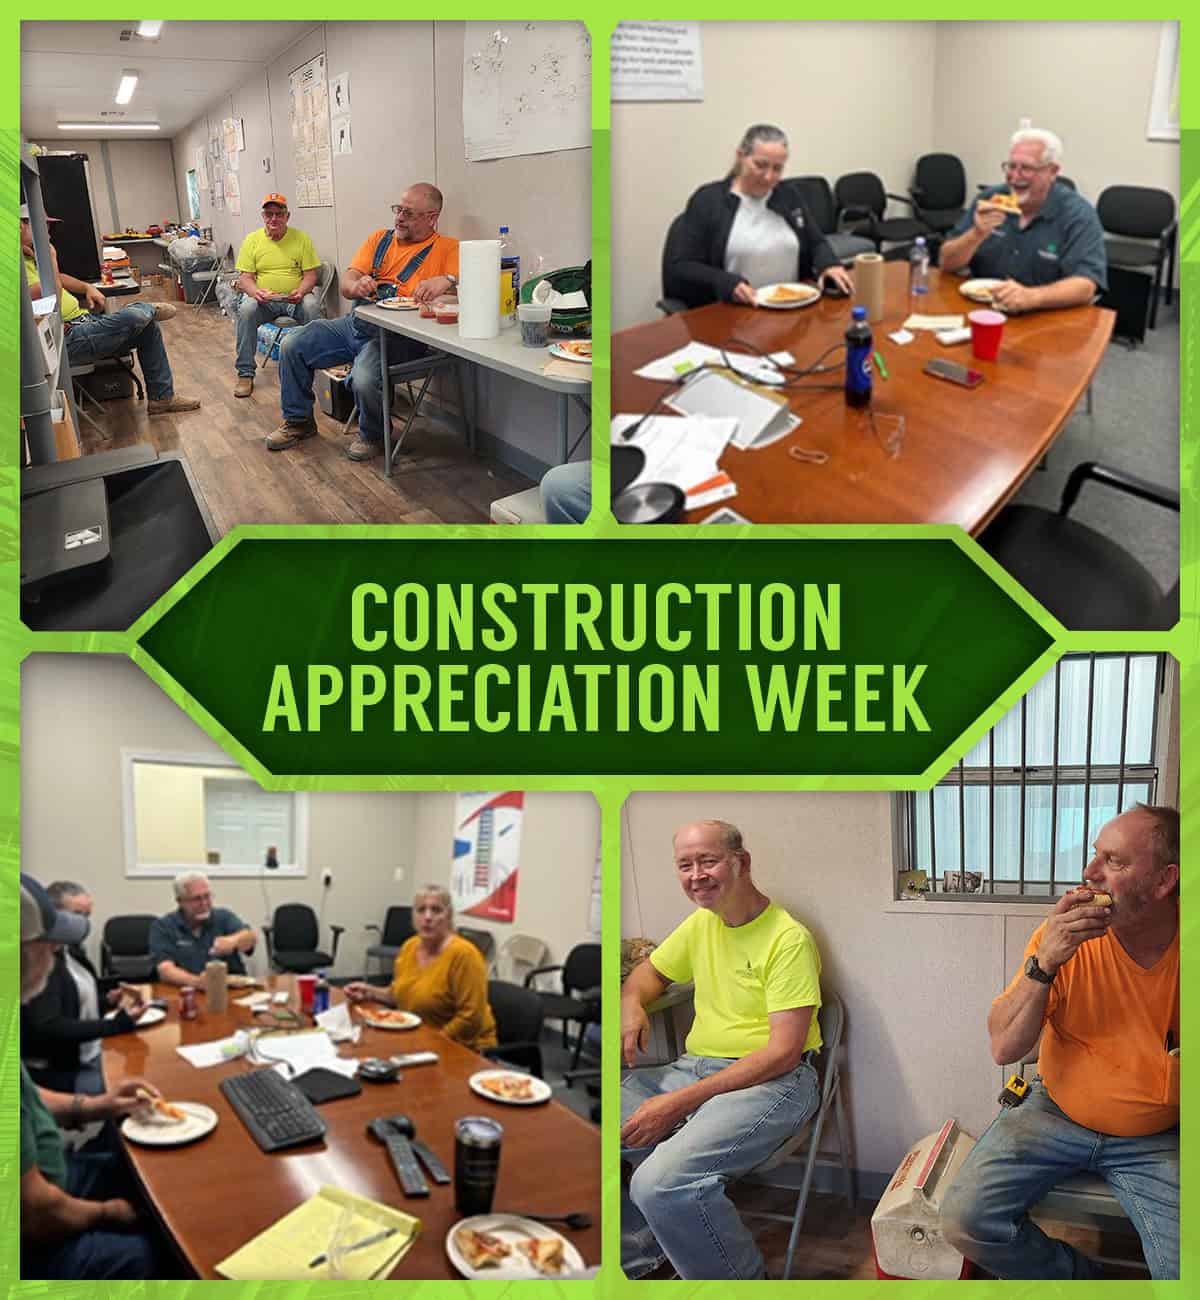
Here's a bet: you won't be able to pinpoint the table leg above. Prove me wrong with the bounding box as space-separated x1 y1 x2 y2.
380 324 392 478
558 393 569 466
460 360 476 453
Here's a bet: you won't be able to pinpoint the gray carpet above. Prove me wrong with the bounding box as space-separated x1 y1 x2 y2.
1006 296 1179 595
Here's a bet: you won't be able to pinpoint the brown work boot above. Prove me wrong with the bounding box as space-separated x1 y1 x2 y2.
152 303 178 322
147 394 201 414
266 417 319 450
345 436 381 461
234 376 254 398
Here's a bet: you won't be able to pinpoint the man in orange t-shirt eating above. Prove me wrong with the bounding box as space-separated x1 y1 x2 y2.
269 182 459 460
942 803 1179 1279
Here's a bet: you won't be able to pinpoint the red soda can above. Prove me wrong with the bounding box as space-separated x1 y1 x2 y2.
180 986 198 1020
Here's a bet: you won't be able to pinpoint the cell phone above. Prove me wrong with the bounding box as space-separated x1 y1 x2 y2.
924 359 984 389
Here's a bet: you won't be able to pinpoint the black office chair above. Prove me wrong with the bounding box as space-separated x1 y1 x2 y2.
789 175 875 265
457 926 496 969
656 213 691 315
483 979 546 1078
909 153 967 235
834 171 931 259
100 914 157 981
363 905 414 977
1097 186 1177 330
263 904 344 974
979 462 1179 631
526 942 602 1072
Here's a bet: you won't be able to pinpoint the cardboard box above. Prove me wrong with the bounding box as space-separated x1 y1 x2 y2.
50 388 81 460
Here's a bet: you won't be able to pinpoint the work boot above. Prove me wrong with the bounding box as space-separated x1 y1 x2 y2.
147 394 201 414
346 435 381 461
266 417 319 450
152 303 178 322
234 376 254 398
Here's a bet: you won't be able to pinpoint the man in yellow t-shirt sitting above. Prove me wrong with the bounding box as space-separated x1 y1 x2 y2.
620 820 823 1280
232 193 321 397
942 803 1179 1280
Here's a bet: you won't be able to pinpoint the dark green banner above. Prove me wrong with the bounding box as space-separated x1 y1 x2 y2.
137 538 1051 776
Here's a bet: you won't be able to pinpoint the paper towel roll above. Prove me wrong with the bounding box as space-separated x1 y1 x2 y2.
458 239 501 340
854 252 885 323
205 960 228 1014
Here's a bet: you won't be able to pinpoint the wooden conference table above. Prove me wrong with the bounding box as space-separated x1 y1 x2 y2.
101 977 601 1279
611 263 1114 530
356 302 592 476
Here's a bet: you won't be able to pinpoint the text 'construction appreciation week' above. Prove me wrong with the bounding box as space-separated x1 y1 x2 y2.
260 581 931 737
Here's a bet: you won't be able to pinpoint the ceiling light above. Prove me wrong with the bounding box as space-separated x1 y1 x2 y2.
115 70 139 105
135 20 164 39
57 122 162 131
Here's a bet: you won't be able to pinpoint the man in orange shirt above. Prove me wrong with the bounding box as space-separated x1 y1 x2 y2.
942 804 1179 1279
269 183 458 460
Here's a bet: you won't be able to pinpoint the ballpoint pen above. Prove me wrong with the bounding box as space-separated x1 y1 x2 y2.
308 1226 398 1269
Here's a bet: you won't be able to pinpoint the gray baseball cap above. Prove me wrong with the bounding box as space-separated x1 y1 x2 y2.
20 874 89 945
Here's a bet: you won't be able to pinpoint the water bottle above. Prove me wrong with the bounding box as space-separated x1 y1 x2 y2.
499 225 520 328
908 237 930 316
844 306 873 409
313 970 330 1015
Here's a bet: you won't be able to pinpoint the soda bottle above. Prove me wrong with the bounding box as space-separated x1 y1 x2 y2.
844 306 873 409
908 237 930 316
313 970 330 1015
499 226 520 328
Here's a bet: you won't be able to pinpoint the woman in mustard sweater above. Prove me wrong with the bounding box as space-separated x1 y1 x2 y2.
345 885 497 1052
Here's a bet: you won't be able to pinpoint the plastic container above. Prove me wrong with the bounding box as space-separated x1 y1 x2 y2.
517 301 552 348
419 301 437 319
499 226 519 328
908 237 930 316
435 303 460 325
844 306 873 408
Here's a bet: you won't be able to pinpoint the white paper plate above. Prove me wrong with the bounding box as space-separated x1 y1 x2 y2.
468 1069 552 1106
121 1102 217 1146
104 1005 166 1027
358 1008 422 1030
378 297 419 311
755 282 821 310
548 341 591 364
960 279 1006 305
445 1215 584 1279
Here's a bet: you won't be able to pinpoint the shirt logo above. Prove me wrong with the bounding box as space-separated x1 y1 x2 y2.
789 209 806 229
1037 247 1060 261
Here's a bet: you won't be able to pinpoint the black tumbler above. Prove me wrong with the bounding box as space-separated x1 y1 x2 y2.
455 1116 504 1215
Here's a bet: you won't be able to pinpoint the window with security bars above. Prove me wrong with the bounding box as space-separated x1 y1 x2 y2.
895 653 1168 901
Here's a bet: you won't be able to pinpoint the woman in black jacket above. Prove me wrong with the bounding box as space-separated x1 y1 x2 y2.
664 123 854 310
21 881 147 1094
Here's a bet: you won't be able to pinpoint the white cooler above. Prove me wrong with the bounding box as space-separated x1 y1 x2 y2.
871 1119 978 1279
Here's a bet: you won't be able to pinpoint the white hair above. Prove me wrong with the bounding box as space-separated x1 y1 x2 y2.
1010 128 1063 167
174 871 210 901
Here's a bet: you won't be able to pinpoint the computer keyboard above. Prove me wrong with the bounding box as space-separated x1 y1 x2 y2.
219 1068 327 1153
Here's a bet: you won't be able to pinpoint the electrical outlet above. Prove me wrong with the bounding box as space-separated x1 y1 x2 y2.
393 867 405 882
322 869 333 888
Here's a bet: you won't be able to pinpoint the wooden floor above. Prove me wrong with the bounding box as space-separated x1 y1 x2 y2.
78 284 534 531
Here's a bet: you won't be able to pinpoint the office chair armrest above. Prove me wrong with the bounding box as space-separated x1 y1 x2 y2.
524 963 564 987
838 205 872 226
1060 462 1180 518
100 941 113 977
262 924 275 967
656 297 689 316
329 925 345 963
886 192 918 210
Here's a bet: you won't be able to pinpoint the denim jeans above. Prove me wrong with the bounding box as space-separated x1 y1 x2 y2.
64 303 174 400
233 291 321 376
540 461 591 523
941 1079 1179 1279
278 314 430 442
621 1053 820 1280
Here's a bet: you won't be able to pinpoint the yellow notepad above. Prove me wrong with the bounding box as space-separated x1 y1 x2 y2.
216 1185 420 1280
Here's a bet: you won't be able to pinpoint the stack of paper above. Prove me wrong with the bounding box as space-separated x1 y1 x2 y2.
216 1185 420 1280
611 414 738 510
635 341 794 387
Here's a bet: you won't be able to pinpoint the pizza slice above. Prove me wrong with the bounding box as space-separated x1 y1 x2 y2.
986 190 1023 215
137 1089 187 1123
455 1227 512 1269
518 1235 566 1274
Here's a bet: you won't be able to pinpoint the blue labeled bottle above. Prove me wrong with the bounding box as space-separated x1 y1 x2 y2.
845 306 873 409
313 970 330 1015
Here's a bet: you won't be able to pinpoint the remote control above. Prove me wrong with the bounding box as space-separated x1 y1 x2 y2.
386 1135 430 1196
411 1137 452 1184
389 1052 439 1067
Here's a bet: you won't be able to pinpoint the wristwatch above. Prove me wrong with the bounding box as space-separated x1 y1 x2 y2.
446 273 458 289
1024 954 1055 985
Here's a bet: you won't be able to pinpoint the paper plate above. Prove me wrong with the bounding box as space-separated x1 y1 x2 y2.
755 282 821 310
358 1008 422 1030
104 1005 166 1027
378 297 419 311
445 1215 584 1280
121 1102 218 1146
960 279 1006 305
468 1070 552 1106
548 340 591 364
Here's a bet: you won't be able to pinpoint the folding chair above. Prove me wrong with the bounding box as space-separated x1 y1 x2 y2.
258 261 336 370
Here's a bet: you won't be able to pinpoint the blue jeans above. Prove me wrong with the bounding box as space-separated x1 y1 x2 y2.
540 461 591 523
278 313 430 442
22 1153 159 1279
941 1079 1179 1279
234 291 321 376
621 1054 820 1280
64 304 174 400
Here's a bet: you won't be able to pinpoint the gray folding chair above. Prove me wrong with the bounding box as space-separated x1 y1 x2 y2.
258 261 336 370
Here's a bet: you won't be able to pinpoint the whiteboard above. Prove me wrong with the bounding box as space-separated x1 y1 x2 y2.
463 21 591 162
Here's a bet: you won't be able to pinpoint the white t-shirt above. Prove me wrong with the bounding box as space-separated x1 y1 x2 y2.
724 189 800 289
65 950 102 1065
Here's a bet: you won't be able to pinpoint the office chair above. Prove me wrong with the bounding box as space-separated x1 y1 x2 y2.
909 153 968 235
979 461 1179 630
457 926 497 970
1097 186 1177 331
656 213 692 315
526 943 602 1072
363 905 415 977
834 171 932 258
100 914 158 981
789 176 876 265
263 904 343 974
483 979 546 1078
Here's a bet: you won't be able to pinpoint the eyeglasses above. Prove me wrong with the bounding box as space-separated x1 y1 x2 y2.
1001 160 1052 177
391 205 435 218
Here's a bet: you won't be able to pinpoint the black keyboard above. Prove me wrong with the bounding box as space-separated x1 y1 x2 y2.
219 1068 327 1153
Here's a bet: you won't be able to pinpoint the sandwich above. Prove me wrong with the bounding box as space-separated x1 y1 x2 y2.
986 190 1023 215
455 1227 512 1269
517 1235 566 1274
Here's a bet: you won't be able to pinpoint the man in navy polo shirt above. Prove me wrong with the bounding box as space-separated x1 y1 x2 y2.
940 128 1106 314
149 872 257 987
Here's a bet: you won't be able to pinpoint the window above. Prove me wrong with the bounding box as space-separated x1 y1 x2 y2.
895 654 1170 900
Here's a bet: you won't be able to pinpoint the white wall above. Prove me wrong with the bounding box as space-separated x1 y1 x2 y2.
21 655 594 980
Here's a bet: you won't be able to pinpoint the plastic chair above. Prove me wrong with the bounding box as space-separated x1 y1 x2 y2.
526 943 602 1071
363 905 415 976
909 153 968 234
100 914 158 980
834 171 932 258
497 933 551 984
263 904 343 974
483 979 546 1077
1097 186 1177 330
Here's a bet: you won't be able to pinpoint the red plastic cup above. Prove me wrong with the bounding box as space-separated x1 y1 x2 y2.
968 309 1006 361
297 973 316 1012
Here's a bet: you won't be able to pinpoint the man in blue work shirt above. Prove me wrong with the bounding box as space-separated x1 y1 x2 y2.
940 128 1106 314
149 872 256 987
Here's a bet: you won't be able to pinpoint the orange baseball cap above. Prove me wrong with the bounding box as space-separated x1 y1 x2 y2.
262 193 288 209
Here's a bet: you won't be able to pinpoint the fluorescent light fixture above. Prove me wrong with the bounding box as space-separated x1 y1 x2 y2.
115 70 139 105
135 20 164 38
57 122 161 131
